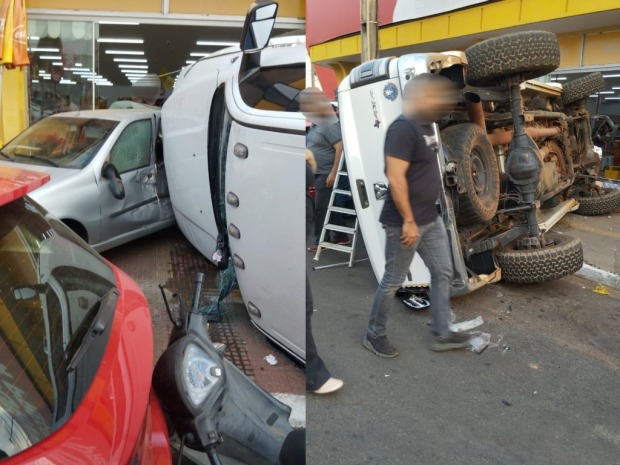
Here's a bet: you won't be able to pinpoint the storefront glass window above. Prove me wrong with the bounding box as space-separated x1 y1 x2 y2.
27 20 94 124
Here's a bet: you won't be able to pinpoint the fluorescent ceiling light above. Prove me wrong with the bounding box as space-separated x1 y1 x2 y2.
95 82 114 86
99 20 140 25
589 95 599 98
605 97 620 100
32 79 40 83
602 74 620 78
196 40 238 46
598 91 615 94
39 55 62 60
98 38 144 44
52 62 63 66
190 52 211 57
118 64 148 69
550 76 567 81
75 62 82 66
186 60 196 64
105 50 144 55
122 69 147 74
612 87 620 90
28 47 60 52
60 80 77 85
113 57 147 63
28 36 40 41
67 67 90 72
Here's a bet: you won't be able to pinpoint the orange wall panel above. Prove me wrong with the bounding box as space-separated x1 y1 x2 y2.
27 0 161 12
169 0 304 18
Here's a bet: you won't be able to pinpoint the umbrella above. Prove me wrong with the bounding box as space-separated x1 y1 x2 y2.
0 0 29 68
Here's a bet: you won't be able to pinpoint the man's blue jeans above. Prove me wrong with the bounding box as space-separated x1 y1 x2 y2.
367 216 453 338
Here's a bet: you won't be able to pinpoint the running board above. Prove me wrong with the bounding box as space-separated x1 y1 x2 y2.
536 198 579 233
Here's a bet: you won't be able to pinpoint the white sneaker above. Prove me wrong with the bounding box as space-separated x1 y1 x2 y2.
312 377 344 394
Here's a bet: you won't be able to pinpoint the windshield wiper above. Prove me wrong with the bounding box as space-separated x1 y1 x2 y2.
0 149 13 161
65 288 119 372
12 154 60 167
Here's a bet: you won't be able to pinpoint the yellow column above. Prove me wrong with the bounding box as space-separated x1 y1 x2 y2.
0 68 27 146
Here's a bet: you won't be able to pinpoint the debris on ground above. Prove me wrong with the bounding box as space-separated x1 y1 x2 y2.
451 315 484 332
402 294 430 310
469 332 491 353
264 354 278 366
593 283 610 295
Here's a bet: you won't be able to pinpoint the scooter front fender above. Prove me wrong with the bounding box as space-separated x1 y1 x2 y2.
215 358 293 465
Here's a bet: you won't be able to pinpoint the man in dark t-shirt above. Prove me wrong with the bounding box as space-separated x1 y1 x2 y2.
363 74 471 358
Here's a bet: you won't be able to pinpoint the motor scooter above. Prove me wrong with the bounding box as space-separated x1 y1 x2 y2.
154 273 300 465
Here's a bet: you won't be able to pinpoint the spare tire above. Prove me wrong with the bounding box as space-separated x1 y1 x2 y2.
495 232 583 283
562 72 606 105
442 123 500 225
465 31 560 87
574 188 620 216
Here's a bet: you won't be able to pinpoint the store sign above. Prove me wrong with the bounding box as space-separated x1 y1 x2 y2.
392 0 490 22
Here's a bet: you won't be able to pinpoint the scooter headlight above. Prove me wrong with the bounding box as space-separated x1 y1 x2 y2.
181 343 222 408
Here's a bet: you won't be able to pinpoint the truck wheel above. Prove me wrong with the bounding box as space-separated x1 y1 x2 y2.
465 31 560 87
442 123 499 225
574 189 620 216
495 232 583 283
561 72 605 105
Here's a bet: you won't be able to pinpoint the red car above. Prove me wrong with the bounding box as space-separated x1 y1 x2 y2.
0 165 171 464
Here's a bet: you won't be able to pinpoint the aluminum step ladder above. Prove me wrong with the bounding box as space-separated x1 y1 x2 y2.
313 156 363 270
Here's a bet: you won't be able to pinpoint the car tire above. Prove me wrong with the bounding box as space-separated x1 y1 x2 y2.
442 123 500 225
495 232 583 283
465 31 561 87
561 72 605 106
574 188 620 216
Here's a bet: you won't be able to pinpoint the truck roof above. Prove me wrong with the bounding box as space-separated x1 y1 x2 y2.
0 165 50 207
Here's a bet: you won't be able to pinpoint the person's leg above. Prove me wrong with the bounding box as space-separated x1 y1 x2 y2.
306 276 331 391
365 226 417 356
313 174 330 244
415 217 453 336
415 217 470 351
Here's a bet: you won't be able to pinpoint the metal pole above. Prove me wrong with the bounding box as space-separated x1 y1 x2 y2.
360 0 378 63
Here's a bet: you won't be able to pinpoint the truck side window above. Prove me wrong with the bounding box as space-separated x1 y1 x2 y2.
239 65 305 112
109 119 152 173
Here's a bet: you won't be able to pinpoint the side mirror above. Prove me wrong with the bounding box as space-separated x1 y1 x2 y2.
240 2 278 53
102 163 125 200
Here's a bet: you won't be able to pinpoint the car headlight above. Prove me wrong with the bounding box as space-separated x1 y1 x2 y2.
181 343 222 408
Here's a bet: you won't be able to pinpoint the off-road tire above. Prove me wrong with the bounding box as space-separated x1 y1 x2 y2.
561 72 605 105
442 123 500 225
574 189 620 216
465 31 561 87
495 232 583 283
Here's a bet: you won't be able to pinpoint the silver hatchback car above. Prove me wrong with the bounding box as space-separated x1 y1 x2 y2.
0 109 175 251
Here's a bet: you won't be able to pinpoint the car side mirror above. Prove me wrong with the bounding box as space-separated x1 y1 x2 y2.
102 162 125 200
240 2 278 53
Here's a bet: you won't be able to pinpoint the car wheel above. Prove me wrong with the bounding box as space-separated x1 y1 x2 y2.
465 31 561 87
495 232 583 283
574 188 620 216
561 72 605 106
442 123 500 225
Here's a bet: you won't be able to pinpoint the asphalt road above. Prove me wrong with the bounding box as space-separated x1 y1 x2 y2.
306 231 620 464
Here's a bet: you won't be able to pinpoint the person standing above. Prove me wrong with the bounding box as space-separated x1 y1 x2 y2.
301 88 350 252
363 74 471 358
306 149 344 394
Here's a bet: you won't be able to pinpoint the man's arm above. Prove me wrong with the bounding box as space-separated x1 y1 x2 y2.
305 148 317 173
385 155 419 247
326 141 343 188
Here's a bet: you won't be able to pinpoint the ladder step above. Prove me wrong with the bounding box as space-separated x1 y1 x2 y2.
329 206 357 215
332 189 352 196
318 242 353 253
323 224 356 234
337 171 348 176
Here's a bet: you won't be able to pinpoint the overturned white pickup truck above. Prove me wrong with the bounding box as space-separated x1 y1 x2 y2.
162 3 305 361
338 31 617 295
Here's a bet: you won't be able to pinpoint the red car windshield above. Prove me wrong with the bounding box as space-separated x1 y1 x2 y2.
0 197 117 458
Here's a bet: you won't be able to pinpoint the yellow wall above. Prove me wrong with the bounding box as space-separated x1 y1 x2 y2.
0 68 27 146
27 0 162 12
170 0 304 18
27 0 306 17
